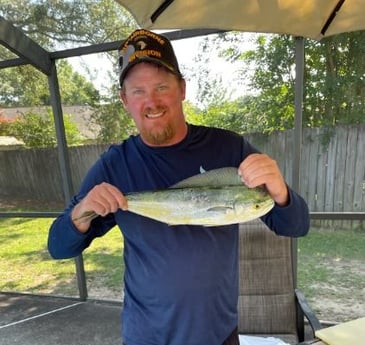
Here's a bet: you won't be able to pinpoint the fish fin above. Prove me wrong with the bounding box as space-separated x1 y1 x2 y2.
171 167 241 188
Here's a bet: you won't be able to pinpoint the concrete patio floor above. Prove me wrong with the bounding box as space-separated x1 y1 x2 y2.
0 291 319 345
0 292 122 345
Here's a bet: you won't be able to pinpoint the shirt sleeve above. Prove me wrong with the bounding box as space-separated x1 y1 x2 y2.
261 186 310 237
47 153 117 259
47 195 116 259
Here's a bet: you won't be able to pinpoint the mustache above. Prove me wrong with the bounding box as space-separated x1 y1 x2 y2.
143 106 166 115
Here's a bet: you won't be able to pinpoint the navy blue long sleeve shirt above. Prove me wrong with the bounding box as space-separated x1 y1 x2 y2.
48 124 309 345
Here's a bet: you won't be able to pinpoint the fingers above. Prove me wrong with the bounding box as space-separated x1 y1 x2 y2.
86 183 127 216
71 182 127 232
238 153 289 206
72 183 127 227
238 154 275 187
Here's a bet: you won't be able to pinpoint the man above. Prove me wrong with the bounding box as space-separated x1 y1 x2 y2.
48 29 309 345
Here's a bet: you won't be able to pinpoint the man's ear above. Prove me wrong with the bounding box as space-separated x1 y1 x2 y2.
119 89 128 110
180 79 186 101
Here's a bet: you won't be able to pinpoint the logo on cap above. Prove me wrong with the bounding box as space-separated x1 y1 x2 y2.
136 40 147 50
118 29 181 86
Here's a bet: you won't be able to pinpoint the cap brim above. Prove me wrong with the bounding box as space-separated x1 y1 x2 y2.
120 57 176 86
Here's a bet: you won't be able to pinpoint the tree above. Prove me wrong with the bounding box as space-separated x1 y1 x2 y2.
90 84 136 144
4 109 84 148
218 31 365 131
0 0 138 142
305 32 365 127
0 60 100 107
186 96 266 134
186 35 232 109
0 0 135 48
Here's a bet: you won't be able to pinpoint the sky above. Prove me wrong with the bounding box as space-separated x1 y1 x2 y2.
68 33 256 104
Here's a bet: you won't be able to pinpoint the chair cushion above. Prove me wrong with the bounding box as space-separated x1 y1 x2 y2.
237 220 298 338
238 294 297 334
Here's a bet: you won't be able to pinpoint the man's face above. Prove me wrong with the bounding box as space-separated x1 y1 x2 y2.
121 62 187 147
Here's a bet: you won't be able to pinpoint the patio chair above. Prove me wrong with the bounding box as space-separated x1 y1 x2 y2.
238 219 322 344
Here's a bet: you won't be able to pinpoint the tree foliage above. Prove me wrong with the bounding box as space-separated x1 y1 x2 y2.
304 32 365 127
2 1 363 141
219 31 365 131
187 35 231 109
1 109 84 148
90 86 136 144
0 60 100 106
0 0 138 144
0 0 135 48
186 96 266 135
0 0 136 107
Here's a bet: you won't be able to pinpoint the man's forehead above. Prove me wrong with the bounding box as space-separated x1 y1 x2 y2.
124 61 176 81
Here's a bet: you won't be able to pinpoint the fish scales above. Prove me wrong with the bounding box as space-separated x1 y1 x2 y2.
127 186 274 226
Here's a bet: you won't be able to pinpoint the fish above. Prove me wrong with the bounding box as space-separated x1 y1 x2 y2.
72 167 274 227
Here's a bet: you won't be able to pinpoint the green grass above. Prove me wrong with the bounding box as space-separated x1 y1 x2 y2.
0 217 124 299
298 228 365 322
298 228 365 261
298 228 365 294
1 217 364 321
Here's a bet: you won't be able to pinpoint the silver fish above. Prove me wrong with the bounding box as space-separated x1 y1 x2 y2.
73 167 274 226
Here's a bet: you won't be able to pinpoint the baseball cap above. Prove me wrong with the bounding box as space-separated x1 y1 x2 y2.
118 29 182 86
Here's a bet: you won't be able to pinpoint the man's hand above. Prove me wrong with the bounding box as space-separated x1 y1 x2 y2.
71 182 127 233
238 153 289 206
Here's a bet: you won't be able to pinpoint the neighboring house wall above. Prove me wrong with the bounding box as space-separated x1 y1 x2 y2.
0 136 25 151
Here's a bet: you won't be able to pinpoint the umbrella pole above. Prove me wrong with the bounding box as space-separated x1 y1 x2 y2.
293 36 304 194
292 36 305 288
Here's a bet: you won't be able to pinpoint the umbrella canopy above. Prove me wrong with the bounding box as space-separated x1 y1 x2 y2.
116 0 364 40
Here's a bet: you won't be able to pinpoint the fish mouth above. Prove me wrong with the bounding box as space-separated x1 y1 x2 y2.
261 199 275 214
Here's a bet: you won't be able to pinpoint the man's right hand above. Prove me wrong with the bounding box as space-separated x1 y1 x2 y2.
71 182 127 233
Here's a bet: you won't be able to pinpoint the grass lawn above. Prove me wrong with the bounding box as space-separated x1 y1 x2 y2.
1 217 364 322
0 217 124 300
297 227 365 322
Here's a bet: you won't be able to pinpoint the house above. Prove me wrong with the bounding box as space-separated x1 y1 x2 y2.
0 136 25 150
1 105 99 140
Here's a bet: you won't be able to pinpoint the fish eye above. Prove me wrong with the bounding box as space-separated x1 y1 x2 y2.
254 204 260 209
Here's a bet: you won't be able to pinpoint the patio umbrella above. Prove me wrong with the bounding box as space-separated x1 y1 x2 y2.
115 0 365 40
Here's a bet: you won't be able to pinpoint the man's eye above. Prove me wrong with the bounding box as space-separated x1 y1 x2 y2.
133 89 144 95
157 85 168 92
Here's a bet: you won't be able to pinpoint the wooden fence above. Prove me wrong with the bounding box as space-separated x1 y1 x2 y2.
246 124 365 214
1 124 364 228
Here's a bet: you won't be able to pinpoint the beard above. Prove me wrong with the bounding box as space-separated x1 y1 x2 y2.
140 122 175 146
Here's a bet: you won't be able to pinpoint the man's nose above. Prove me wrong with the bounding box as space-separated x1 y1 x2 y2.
145 90 159 106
